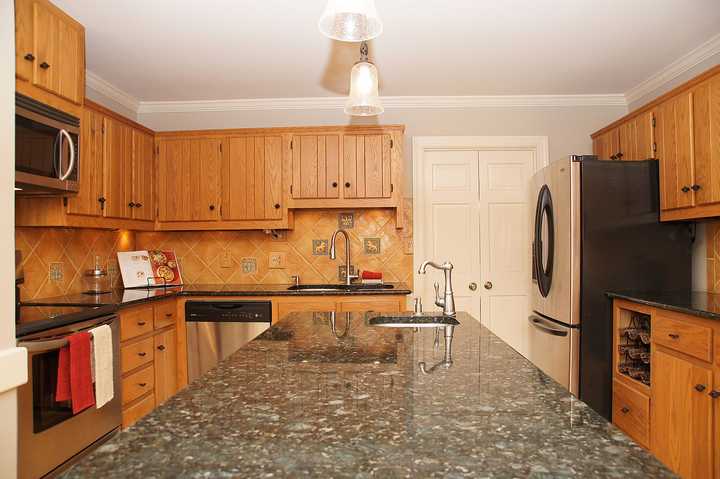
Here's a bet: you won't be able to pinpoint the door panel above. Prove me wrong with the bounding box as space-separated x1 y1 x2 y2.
343 135 392 199
634 111 654 160
264 136 283 219
618 121 636 160
132 130 154 221
675 92 695 209
291 135 340 199
55 16 83 104
693 79 720 206
103 117 133 219
67 108 103 216
154 328 178 406
15 0 33 81
32 1 57 94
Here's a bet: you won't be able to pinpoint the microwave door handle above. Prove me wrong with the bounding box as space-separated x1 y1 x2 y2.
58 129 75 181
528 315 568 337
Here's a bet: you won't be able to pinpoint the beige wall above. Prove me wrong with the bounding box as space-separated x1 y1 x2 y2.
137 105 628 195
2 0 21 477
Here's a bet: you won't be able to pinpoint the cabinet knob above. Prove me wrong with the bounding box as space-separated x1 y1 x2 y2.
157 345 166 351
345 182 351 188
24 53 35 61
165 312 173 318
138 352 146 357
620 406 630 414
138 382 147 387
484 281 493 290
691 184 701 191
616 152 624 159
128 202 136 208
710 390 720 399
98 197 106 203
668 333 680 339
137 321 146 326
209 205 215 211
681 186 690 193
332 182 338 188
610 154 617 160
39 61 50 69
468 282 477 291
695 384 707 392
274 203 280 209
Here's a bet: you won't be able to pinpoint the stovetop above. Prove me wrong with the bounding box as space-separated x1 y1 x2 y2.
16 303 118 338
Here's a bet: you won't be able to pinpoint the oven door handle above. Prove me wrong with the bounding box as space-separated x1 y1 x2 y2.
528 315 568 337
58 129 75 181
18 317 116 353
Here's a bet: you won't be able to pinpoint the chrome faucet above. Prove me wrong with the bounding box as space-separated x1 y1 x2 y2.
418 260 455 316
330 229 358 286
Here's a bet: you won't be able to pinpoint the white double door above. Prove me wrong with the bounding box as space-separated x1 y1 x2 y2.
416 142 541 357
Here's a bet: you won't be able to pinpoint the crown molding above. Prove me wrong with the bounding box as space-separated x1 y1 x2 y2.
86 70 140 113
625 32 720 106
136 94 626 114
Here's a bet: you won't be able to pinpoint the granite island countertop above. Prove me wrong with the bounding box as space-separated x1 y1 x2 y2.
62 311 674 478
22 282 412 308
607 290 720 321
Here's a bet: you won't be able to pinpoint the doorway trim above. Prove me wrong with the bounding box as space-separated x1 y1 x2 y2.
412 135 550 305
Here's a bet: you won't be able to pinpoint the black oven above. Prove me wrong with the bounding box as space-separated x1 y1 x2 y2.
15 93 80 194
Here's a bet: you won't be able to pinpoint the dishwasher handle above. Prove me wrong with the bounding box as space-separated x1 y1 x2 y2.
528 315 568 337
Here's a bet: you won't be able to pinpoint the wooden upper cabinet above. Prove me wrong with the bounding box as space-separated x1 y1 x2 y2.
223 136 283 221
343 134 392 198
658 91 694 211
594 128 620 160
131 131 155 221
157 138 221 222
15 0 85 107
634 111 655 160
103 117 133 219
691 77 720 207
651 349 714 479
291 135 340 199
617 122 636 160
67 108 104 216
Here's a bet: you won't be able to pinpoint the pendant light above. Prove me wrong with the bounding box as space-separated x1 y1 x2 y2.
345 41 383 116
318 0 382 42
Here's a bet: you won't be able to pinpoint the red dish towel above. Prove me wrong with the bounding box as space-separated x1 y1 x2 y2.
361 270 383 280
56 332 95 414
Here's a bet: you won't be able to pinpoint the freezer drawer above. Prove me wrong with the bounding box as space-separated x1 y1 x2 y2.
527 314 579 395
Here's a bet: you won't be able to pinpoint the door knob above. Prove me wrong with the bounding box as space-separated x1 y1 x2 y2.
484 281 493 290
157 345 166 351
209 204 215 211
468 282 477 291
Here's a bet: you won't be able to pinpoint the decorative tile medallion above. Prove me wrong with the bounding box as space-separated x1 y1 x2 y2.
363 238 381 255
338 265 357 282
241 257 257 274
312 239 329 256
338 212 354 229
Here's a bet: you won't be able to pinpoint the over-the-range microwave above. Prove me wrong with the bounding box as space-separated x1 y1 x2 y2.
15 94 80 195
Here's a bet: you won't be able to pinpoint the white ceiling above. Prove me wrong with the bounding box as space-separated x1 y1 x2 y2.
54 0 720 102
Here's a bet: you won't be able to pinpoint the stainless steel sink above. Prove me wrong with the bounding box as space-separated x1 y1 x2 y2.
287 284 395 292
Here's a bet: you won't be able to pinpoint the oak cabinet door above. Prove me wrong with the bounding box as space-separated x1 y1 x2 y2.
31 0 83 104
103 117 133 219
223 136 283 220
67 108 104 216
618 121 636 160
291 135 341 199
634 111 655 160
154 328 178 406
658 92 694 211
339 300 401 313
15 0 34 81
157 138 221 222
692 78 720 207
595 129 620 160
343 134 392 198
651 349 713 479
131 130 154 221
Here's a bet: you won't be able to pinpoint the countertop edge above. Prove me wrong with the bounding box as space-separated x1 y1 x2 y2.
606 291 720 321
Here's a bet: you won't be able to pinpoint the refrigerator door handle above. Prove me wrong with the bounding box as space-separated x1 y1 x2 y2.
528 315 568 337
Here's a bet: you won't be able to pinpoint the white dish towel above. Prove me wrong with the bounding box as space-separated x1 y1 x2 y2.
89 324 114 408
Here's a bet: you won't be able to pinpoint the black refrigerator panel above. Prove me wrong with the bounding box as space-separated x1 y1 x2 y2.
578 159 693 419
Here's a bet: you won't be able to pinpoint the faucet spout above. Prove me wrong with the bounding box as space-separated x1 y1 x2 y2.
417 259 456 316
330 229 358 286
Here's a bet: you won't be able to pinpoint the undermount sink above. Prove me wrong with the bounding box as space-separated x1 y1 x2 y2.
287 284 395 292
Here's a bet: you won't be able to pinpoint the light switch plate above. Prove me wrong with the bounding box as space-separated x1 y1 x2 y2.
48 262 63 281
219 249 233 268
269 252 286 269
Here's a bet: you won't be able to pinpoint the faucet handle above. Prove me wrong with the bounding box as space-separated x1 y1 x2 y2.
433 282 439 297
433 282 445 308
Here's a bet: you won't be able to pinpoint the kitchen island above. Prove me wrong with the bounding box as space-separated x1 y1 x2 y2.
62 312 673 478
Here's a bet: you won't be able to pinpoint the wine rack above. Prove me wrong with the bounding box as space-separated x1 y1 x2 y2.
617 311 651 386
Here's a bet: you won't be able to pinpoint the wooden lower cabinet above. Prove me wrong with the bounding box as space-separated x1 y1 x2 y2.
119 299 184 428
275 295 406 321
612 299 719 478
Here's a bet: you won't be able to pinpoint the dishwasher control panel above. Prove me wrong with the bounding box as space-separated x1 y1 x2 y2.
185 301 272 323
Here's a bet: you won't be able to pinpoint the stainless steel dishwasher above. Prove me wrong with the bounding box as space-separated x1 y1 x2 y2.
185 301 272 382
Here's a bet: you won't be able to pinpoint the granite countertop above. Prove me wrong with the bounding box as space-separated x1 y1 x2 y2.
607 290 720 321
62 311 672 478
22 282 412 308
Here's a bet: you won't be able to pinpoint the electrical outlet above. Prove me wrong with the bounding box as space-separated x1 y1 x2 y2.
269 252 286 269
48 262 64 281
219 249 233 268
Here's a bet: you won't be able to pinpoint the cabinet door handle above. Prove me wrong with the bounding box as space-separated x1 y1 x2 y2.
332 182 338 188
157 345 166 351
274 203 280 209
484 281 493 290
39 61 50 69
616 152 624 159
209 205 215 211
710 390 720 399
691 184 701 191
681 186 690 193
345 182 351 188
24 53 35 61
135 202 142 208
128 202 136 208
165 312 173 318
138 382 147 387
137 321 146 326
610 154 617 160
695 384 706 392
668 333 680 339
468 282 477 291
138 352 147 357
620 406 630 414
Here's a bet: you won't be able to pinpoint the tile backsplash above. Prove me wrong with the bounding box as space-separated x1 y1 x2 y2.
16 228 136 300
136 205 414 288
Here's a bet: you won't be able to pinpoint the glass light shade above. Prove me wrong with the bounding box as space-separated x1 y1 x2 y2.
345 61 383 116
318 0 382 42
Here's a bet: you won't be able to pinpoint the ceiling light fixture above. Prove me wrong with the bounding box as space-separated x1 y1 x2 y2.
318 0 382 42
345 41 383 117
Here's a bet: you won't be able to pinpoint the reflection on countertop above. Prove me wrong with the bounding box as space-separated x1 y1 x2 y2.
61 311 672 478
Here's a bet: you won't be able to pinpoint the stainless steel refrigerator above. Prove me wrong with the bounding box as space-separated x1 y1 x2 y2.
528 155 692 419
